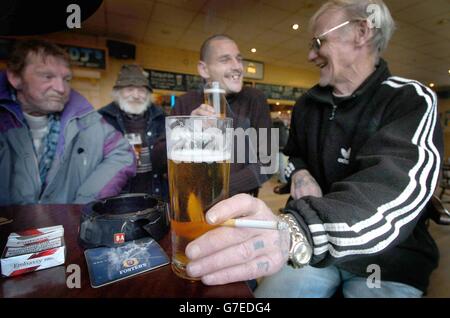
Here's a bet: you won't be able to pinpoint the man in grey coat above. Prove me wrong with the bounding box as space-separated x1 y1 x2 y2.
0 39 136 205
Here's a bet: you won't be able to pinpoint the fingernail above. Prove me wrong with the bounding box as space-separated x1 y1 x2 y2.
202 274 216 285
187 243 201 259
207 213 217 224
186 263 201 277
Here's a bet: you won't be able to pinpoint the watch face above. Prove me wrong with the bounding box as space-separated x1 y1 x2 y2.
293 243 312 265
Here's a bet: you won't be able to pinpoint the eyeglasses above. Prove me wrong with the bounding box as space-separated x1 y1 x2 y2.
310 20 355 52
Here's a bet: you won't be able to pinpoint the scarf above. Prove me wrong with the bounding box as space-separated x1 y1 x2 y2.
38 113 60 185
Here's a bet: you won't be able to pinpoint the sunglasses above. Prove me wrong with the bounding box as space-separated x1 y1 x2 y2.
310 20 359 52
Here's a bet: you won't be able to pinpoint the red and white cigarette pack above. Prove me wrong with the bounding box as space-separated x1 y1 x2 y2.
1 225 66 277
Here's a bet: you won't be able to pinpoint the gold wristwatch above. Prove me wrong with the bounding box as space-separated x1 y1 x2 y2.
278 213 312 268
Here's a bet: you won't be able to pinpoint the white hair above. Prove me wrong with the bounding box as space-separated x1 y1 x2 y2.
112 88 153 115
309 0 395 55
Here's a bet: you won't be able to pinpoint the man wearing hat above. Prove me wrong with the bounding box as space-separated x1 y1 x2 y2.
99 64 168 200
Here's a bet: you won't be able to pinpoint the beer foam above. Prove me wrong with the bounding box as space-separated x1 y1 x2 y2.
204 88 226 94
169 149 230 162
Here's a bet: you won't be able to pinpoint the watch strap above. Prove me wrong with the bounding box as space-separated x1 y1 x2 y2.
278 213 312 268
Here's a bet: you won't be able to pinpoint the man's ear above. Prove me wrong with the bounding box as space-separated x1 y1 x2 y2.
6 70 22 90
197 61 210 80
354 19 373 48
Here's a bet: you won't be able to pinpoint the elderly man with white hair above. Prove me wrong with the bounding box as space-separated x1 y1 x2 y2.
99 65 168 200
180 0 443 298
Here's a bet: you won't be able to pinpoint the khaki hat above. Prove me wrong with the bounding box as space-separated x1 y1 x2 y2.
114 64 152 91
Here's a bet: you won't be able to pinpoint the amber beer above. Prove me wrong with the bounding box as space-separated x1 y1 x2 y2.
124 133 142 163
168 155 230 279
166 116 232 280
131 143 142 162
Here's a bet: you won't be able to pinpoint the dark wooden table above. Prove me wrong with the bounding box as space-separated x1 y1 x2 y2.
0 205 253 298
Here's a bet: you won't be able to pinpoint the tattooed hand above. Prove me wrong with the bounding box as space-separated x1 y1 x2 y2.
185 194 290 285
291 169 323 200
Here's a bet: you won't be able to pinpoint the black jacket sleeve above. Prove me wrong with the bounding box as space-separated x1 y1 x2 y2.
283 96 310 182
286 83 443 267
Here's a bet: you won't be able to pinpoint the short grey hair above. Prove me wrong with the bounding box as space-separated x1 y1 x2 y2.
309 0 395 55
200 34 236 62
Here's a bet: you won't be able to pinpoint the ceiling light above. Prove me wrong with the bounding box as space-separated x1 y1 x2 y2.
276 102 280 106
448 69 450 75
429 83 435 88
292 24 300 30
251 48 256 53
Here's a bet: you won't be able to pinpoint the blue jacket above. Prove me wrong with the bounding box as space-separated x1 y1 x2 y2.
0 71 136 205
98 102 168 201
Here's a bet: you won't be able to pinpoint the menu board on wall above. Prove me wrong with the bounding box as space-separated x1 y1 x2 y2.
148 70 185 91
255 83 306 101
185 74 204 91
147 69 203 92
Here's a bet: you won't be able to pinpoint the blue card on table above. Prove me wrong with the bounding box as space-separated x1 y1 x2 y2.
84 237 170 288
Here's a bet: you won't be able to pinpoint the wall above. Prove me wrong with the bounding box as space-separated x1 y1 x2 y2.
31 32 319 109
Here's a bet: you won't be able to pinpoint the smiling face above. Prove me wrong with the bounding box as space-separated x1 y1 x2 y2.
115 86 151 115
7 53 72 116
308 10 357 94
198 38 244 95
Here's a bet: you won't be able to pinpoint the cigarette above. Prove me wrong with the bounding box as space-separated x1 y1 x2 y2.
221 219 288 230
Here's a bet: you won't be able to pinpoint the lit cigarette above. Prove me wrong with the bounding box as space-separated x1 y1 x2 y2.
221 219 287 230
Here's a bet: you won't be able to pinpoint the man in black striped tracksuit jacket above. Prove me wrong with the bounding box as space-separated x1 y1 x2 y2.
255 1 443 298
181 1 443 297
257 59 443 297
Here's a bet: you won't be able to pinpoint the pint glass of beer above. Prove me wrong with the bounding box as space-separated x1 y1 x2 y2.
204 81 227 117
166 116 233 280
124 133 142 164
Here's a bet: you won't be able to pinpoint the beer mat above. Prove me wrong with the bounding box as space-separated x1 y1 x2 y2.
84 237 170 288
